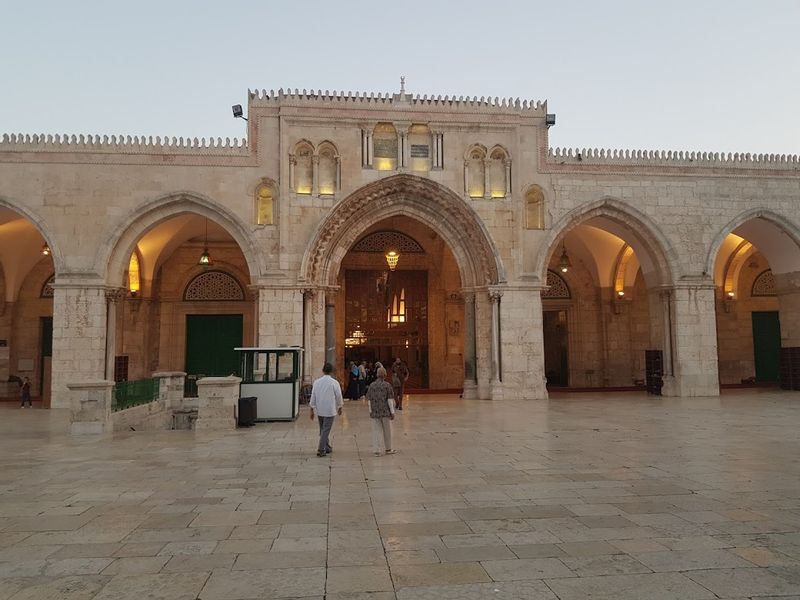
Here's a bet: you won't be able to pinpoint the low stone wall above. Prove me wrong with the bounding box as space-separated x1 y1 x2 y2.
112 399 172 432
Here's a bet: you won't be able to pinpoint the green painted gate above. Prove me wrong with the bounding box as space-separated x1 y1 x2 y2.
185 314 243 380
752 311 780 383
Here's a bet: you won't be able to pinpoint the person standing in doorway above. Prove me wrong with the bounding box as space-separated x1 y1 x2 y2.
20 377 32 408
391 357 409 410
309 362 343 457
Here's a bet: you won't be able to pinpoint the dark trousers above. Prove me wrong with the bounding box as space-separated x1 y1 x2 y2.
317 416 334 453
20 390 31 407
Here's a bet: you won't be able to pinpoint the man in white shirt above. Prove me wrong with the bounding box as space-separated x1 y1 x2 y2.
309 362 344 457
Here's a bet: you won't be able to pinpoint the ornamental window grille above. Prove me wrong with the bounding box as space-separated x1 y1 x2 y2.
751 269 776 297
351 231 424 253
542 270 571 299
41 274 55 298
183 270 245 301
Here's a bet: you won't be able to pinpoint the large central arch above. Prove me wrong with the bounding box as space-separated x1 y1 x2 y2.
300 175 505 288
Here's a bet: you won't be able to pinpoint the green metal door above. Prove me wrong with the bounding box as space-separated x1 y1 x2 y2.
752 311 780 383
185 314 243 378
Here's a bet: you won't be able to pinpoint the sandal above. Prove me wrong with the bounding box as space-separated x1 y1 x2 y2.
373 451 382 456
385 449 396 455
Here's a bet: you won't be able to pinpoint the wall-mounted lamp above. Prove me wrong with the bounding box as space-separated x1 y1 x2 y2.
41 243 51 256
385 250 399 271
558 245 571 273
231 104 248 122
723 291 736 313
198 218 212 266
617 290 625 297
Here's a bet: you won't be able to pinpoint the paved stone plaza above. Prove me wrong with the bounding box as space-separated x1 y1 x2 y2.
1 391 800 599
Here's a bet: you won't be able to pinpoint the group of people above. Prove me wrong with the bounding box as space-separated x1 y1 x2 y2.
345 358 408 410
308 358 409 457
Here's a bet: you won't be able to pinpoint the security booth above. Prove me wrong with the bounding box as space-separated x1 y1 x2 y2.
235 347 304 421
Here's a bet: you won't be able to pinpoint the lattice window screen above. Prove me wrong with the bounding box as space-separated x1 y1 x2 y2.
41 275 55 298
751 269 776 297
542 270 571 299
352 231 424 253
184 271 245 301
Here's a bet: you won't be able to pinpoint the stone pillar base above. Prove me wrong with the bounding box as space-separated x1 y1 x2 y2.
153 371 186 410
67 380 113 436
195 376 241 431
490 380 505 400
462 380 478 399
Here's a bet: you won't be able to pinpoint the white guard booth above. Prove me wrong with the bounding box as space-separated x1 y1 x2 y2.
235 347 304 421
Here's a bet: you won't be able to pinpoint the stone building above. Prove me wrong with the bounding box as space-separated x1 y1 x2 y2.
0 84 798 408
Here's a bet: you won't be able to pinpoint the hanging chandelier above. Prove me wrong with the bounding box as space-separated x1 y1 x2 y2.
41 243 51 256
558 245 571 273
385 249 399 271
198 218 212 266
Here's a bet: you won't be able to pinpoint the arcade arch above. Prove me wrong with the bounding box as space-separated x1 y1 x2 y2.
0 204 56 404
538 200 677 392
711 212 800 387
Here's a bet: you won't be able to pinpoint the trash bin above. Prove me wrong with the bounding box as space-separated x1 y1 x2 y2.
238 396 257 427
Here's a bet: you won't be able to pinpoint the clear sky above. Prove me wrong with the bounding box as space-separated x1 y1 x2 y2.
2 0 798 154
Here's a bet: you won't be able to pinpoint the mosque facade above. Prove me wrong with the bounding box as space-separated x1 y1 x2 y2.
1 85 799 408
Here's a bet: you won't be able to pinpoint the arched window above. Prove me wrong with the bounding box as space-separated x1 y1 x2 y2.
525 186 545 229
488 146 510 198
751 269 776 297
40 274 55 298
408 124 431 172
317 142 339 195
184 270 246 301
465 146 486 198
127 251 141 294
373 123 397 171
293 141 314 194
543 270 571 299
255 181 276 225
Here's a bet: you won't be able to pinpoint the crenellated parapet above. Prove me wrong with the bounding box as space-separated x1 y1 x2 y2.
0 132 249 155
548 146 800 171
248 88 546 114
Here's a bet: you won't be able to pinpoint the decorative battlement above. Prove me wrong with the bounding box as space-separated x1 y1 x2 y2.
548 146 800 171
248 88 547 113
0 133 249 155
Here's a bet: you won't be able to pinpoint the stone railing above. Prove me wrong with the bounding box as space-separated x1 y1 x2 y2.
195 376 241 431
0 133 249 155
547 147 800 171
248 88 546 113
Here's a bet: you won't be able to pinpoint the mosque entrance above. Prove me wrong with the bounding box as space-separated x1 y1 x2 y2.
335 218 464 391
344 269 429 388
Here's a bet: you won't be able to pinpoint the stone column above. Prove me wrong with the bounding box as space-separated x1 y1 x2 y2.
104 287 126 381
399 131 408 169
663 282 719 397
489 289 504 399
153 371 186 410
302 289 315 383
499 286 548 400
288 154 296 191
195 376 240 430
463 160 470 196
774 270 800 346
325 295 336 368
474 290 492 399
504 159 512 196
462 291 477 399
311 154 320 196
67 380 113 435
255 285 303 348
483 159 491 200
51 279 109 409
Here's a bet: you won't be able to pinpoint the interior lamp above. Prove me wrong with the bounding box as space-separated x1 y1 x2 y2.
198 218 212 266
41 243 51 256
385 250 399 271
558 245 571 273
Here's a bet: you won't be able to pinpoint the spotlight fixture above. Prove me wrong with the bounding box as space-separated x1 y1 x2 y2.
41 243 51 256
385 250 399 271
198 218 212 266
232 104 248 121
545 113 556 128
727 291 735 298
558 245 571 273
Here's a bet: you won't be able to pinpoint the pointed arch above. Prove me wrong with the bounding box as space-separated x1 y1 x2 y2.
706 209 800 276
100 191 264 288
534 197 677 288
300 174 505 288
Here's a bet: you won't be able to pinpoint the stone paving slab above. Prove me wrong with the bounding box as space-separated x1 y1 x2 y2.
2 391 800 598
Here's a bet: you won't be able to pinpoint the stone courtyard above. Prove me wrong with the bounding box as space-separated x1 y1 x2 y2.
1 391 800 599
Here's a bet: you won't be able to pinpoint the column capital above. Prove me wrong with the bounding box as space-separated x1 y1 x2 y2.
105 287 128 302
489 289 503 302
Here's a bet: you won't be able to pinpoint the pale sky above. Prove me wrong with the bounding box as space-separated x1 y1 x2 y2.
2 0 798 155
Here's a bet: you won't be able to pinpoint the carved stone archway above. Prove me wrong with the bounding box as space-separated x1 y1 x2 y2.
300 174 505 289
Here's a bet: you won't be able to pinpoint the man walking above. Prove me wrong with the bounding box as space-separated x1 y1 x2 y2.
309 362 343 457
